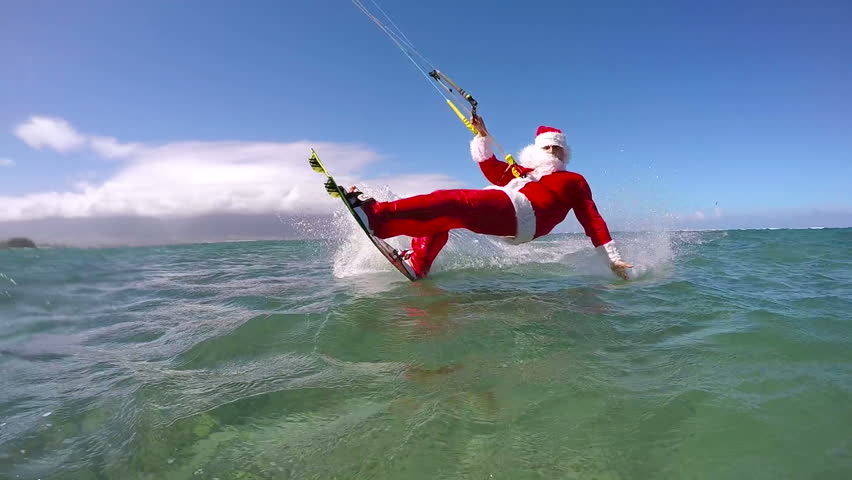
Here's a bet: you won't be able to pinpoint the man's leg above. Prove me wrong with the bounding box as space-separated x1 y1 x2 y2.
407 231 449 277
365 189 516 239
359 189 516 278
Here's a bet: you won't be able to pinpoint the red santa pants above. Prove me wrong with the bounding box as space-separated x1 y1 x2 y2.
364 189 517 276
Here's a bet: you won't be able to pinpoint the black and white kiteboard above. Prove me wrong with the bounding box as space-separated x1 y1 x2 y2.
308 148 418 281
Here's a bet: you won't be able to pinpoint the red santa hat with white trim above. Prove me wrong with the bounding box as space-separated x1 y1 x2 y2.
534 125 566 150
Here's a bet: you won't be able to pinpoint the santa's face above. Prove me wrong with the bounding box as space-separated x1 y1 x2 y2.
518 144 567 177
542 145 566 161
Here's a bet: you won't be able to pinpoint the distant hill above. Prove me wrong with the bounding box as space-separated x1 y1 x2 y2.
0 214 330 248
0 237 37 248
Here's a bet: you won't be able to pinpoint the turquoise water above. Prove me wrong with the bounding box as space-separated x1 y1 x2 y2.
1 228 850 479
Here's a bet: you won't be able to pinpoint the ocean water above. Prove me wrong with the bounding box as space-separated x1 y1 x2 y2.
0 226 850 479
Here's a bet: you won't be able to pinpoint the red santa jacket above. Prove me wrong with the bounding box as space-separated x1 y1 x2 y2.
472 141 613 247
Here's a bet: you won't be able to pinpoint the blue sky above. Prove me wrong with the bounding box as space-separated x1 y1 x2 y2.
2 0 851 234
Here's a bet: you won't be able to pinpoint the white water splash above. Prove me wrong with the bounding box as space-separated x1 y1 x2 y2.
329 220 680 281
329 209 410 279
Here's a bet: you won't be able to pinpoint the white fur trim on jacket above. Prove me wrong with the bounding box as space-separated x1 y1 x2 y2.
470 135 494 163
486 181 536 245
597 240 623 263
534 131 566 149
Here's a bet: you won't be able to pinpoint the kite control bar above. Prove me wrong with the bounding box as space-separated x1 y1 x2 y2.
429 70 521 178
429 69 480 135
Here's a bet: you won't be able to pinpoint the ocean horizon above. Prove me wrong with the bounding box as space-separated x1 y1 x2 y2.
1 226 850 478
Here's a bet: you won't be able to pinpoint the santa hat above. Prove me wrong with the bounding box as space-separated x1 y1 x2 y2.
534 125 566 150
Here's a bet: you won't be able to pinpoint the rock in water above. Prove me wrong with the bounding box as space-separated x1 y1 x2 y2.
1 237 37 248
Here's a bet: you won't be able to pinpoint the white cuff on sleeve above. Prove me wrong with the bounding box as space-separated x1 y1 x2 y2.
470 135 494 163
597 241 623 263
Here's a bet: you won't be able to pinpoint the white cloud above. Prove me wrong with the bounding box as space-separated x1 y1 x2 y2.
0 158 14 167
0 117 465 221
693 210 706 220
89 136 142 159
13 116 86 152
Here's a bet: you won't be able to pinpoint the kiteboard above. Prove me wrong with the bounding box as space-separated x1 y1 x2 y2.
308 148 419 281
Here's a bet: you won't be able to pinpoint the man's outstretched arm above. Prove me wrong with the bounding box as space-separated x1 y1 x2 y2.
572 176 633 280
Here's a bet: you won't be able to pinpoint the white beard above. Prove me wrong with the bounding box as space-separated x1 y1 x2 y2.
517 144 566 180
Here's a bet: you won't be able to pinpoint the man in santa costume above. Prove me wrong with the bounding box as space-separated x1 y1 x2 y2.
347 116 633 280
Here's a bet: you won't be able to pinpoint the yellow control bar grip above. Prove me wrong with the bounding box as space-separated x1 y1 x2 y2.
446 99 478 135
